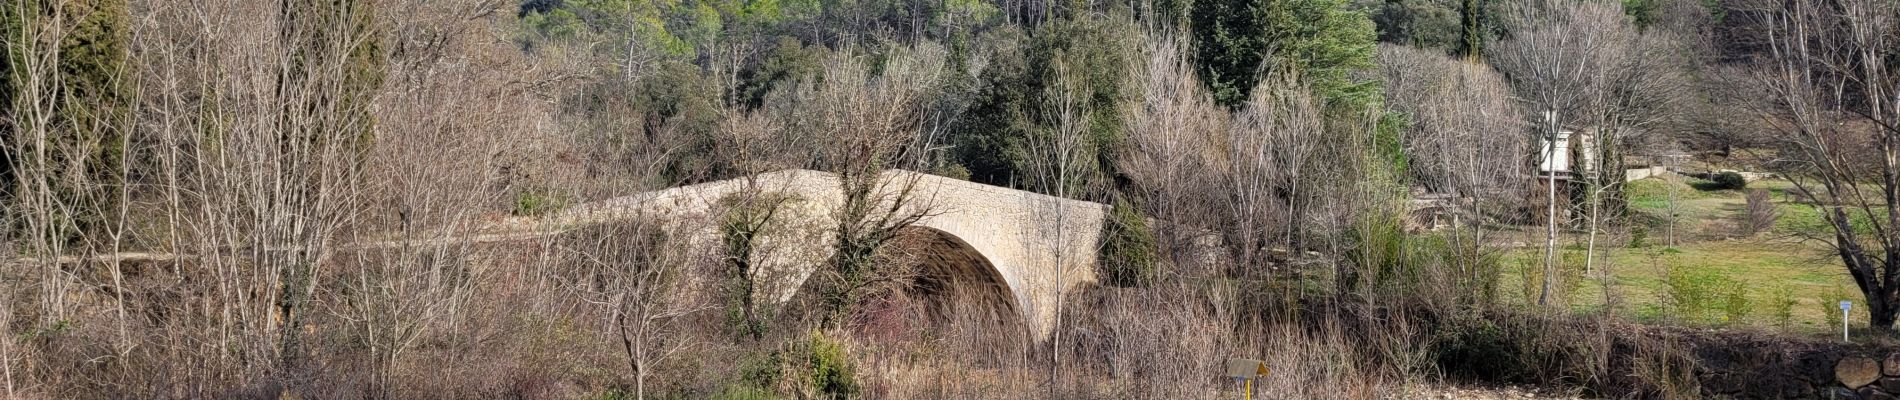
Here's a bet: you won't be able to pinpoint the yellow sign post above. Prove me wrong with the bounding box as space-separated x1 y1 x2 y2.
1223 358 1269 400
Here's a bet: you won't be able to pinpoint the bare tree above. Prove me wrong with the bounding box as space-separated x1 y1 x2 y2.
1120 32 1357 287
1748 0 1900 330
0 267 14 397
1490 0 1689 304
708 110 799 341
1024 57 1110 391
1378 44 1526 305
553 218 705 400
1742 188 1780 236
1379 45 1527 212
1226 75 1326 272
762 44 945 327
3 0 146 361
21 0 388 390
320 0 541 393
1119 33 1230 274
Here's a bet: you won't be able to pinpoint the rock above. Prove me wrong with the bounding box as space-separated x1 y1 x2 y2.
1887 353 1900 376
1844 357 1884 387
1808 350 1852 384
1830 386 1865 400
1869 389 1899 400
1884 377 1900 391
1780 379 1816 398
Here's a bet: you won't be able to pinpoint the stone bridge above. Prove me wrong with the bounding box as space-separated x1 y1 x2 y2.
545 170 1108 338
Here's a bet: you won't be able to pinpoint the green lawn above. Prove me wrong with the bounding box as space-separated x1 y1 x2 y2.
1502 241 1857 330
1501 175 1871 335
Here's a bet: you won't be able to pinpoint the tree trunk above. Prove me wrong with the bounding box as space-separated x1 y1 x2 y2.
1872 299 1897 333
1836 219 1898 332
1539 111 1558 307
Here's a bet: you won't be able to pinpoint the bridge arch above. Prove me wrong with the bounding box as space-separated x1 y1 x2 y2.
553 169 1106 340
841 225 1031 356
890 226 1023 329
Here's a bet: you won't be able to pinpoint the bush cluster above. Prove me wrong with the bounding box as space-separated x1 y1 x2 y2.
1710 171 1746 190
1101 199 1159 287
1663 267 1750 324
797 331 859 399
511 188 570 216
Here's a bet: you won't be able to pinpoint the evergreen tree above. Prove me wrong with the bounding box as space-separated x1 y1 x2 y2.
1189 0 1379 109
2 0 134 244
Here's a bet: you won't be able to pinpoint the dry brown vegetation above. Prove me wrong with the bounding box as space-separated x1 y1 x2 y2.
4 0 1896 399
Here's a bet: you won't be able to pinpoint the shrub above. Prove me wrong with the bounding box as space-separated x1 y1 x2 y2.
728 332 859 399
1663 268 1714 320
1432 310 1528 381
1347 210 1411 292
718 192 798 341
580 389 632 400
1821 285 1855 329
1741 188 1779 236
1100 199 1158 287
511 188 569 216
734 351 784 393
1710 171 1746 190
796 331 859 399
1720 282 1750 324
1663 267 1744 323
1628 226 1650 248
711 383 782 400
1513 249 1586 308
1410 232 1504 306
1769 286 1797 328
932 162 972 181
1558 250 1587 304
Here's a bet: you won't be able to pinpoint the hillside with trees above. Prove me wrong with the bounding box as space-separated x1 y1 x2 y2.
3 0 1898 398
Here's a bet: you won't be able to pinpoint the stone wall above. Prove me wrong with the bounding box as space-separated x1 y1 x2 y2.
1625 166 1667 182
1828 354 1900 399
1679 328 1900 399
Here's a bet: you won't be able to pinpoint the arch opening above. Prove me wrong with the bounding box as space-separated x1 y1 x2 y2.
850 226 1028 360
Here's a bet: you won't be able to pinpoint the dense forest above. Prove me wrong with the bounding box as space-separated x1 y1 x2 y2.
2 0 1898 398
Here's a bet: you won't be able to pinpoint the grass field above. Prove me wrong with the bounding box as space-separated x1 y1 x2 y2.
1500 174 1871 335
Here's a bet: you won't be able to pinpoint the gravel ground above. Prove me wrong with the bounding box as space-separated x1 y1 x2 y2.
1397 384 1591 399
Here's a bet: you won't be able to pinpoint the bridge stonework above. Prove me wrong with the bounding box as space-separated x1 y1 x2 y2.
547 170 1107 338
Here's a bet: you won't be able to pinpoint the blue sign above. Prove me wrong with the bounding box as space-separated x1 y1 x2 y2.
1841 301 1853 311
